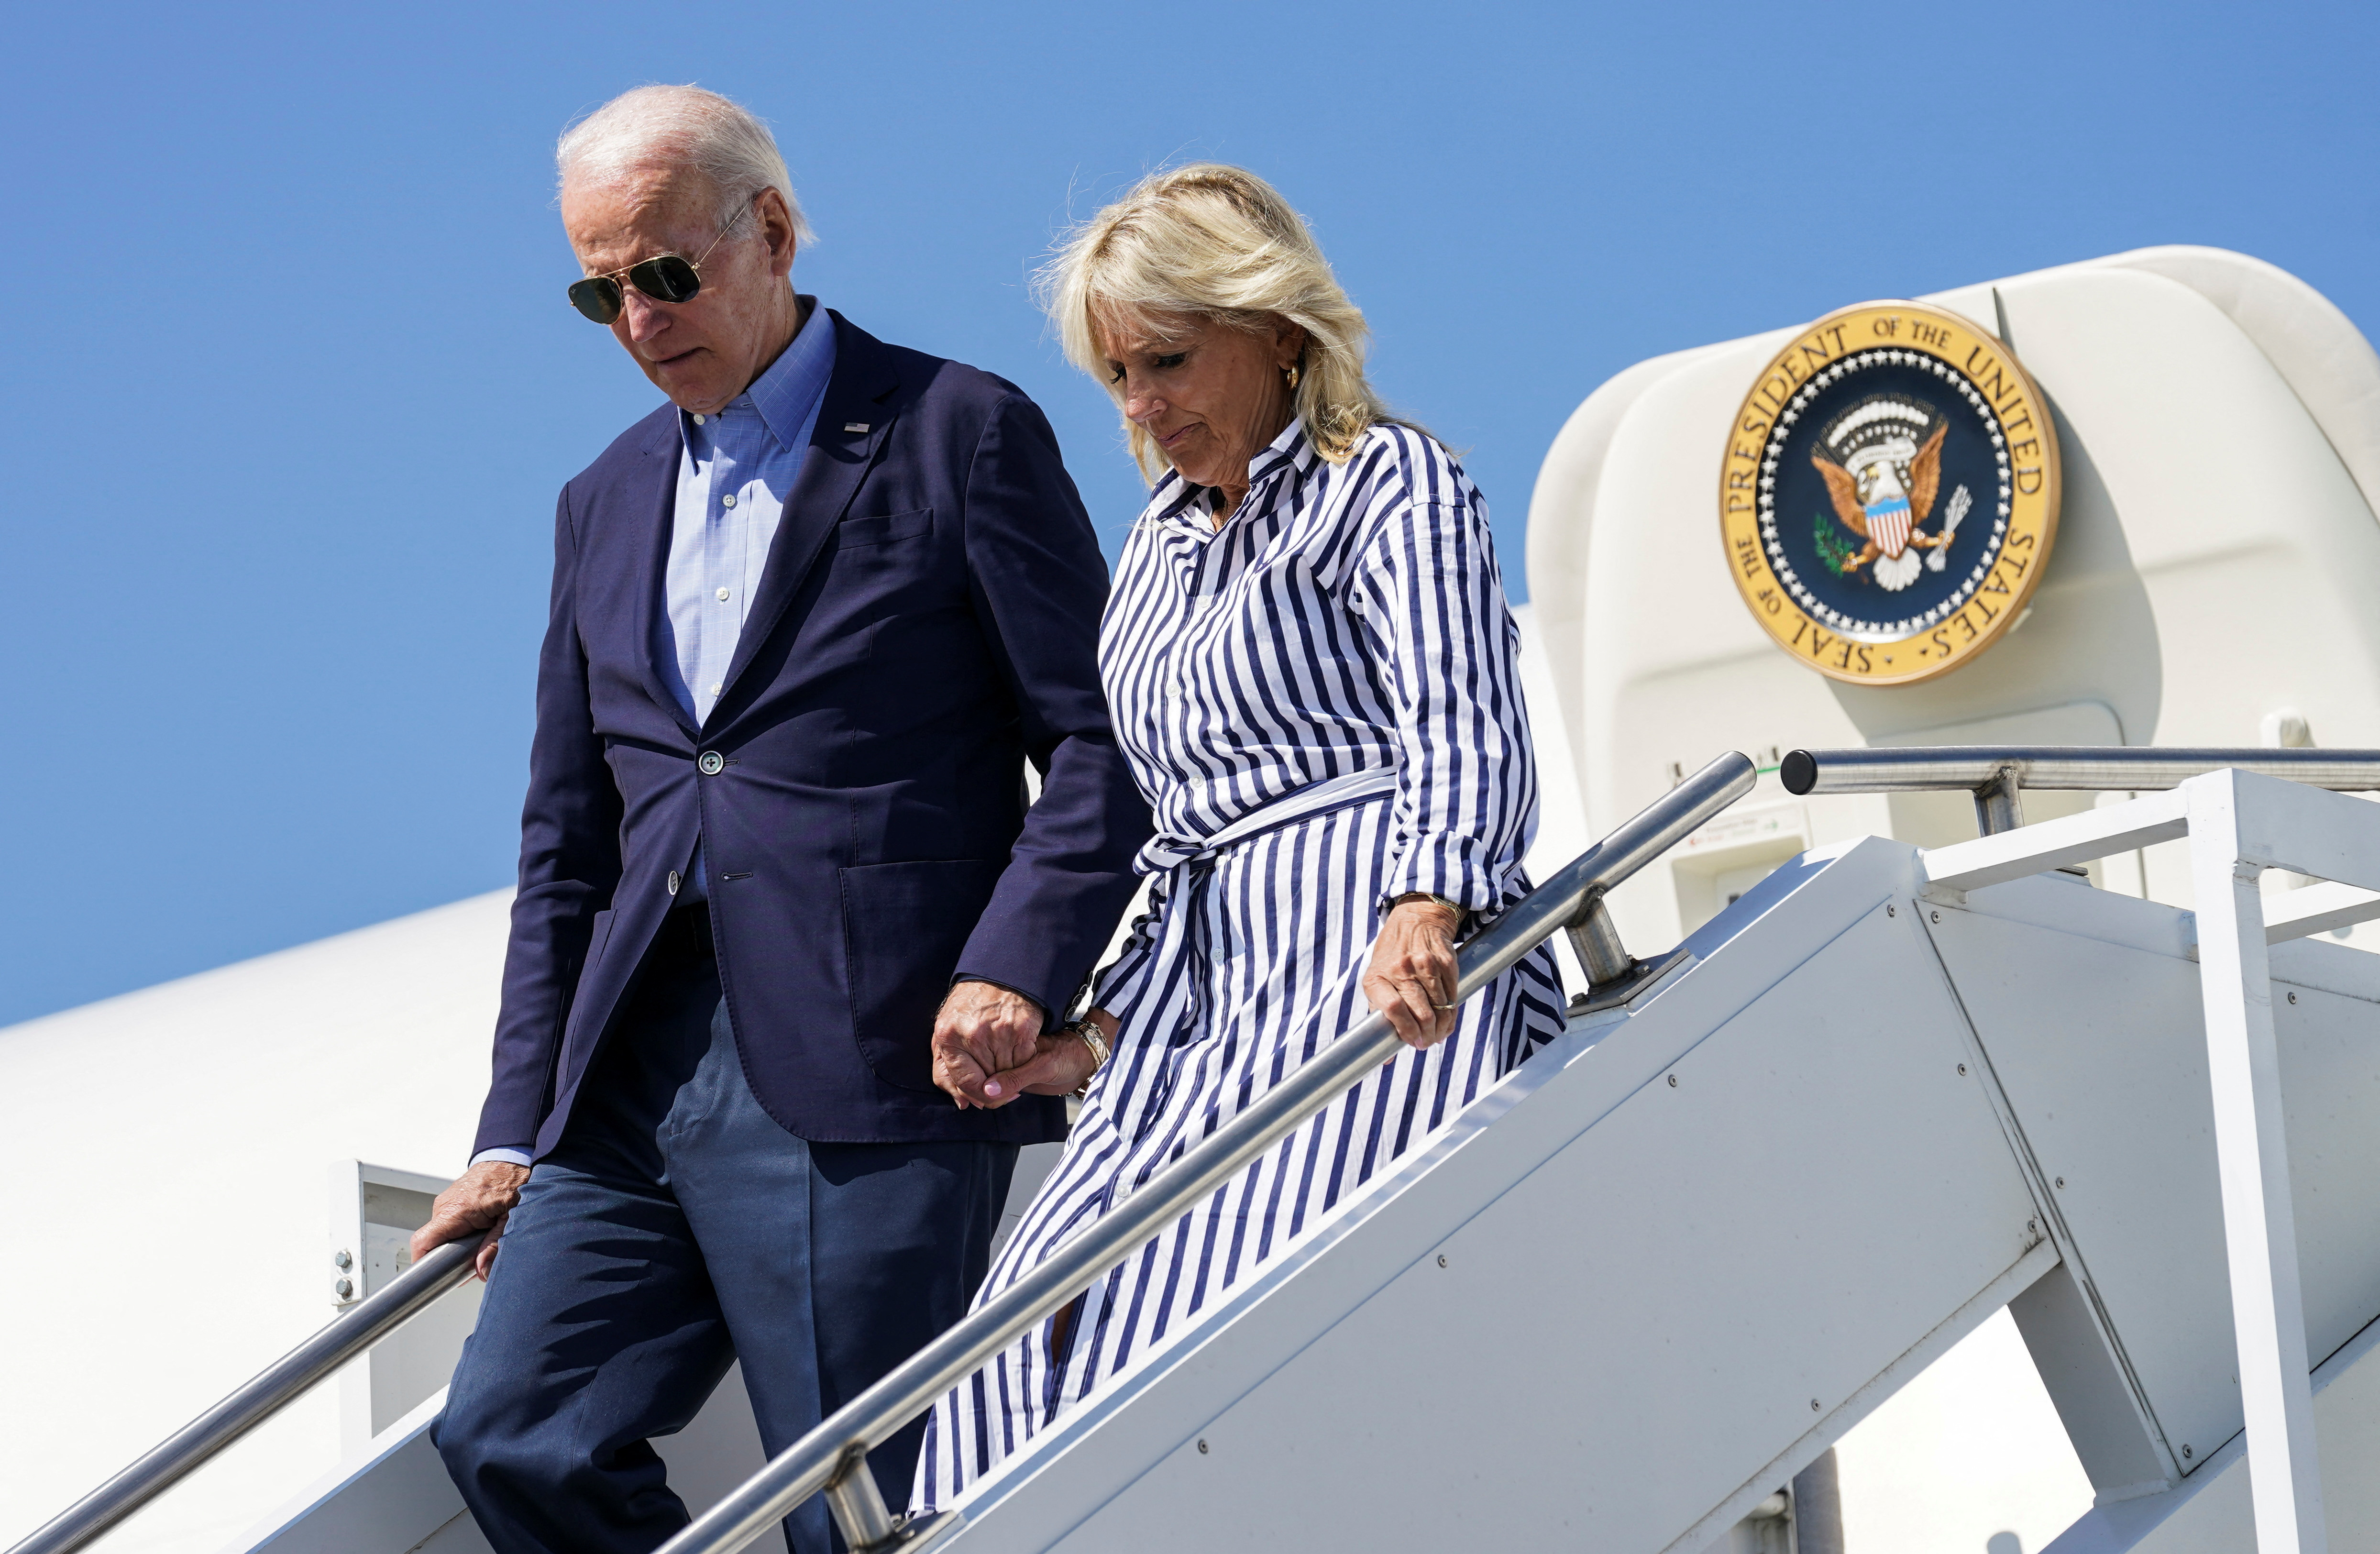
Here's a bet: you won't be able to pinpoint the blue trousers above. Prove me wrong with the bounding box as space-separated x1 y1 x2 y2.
435 908 1016 1554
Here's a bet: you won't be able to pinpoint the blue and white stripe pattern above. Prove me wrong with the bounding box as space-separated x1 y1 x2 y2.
913 419 1566 1511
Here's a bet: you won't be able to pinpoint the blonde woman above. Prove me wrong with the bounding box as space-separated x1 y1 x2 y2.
914 165 1565 1508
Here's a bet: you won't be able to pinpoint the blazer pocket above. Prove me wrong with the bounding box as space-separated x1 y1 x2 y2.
836 507 933 549
554 908 616 1083
839 858 1004 1092
584 908 616 975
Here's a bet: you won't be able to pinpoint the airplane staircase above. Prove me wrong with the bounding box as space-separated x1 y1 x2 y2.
16 749 2380 1554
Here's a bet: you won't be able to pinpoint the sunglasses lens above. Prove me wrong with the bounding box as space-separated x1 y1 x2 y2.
569 277 623 324
631 255 702 305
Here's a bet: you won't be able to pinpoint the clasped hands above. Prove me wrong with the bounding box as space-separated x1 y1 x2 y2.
933 893 1465 1115
931 981 1113 1109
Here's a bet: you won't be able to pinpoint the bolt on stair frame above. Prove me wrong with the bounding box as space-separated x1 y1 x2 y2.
7 1237 482 1554
1779 747 2380 836
657 751 1759 1554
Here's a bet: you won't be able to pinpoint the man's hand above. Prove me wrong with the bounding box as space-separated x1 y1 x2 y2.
410 1161 531 1280
930 981 1045 1108
1361 897 1465 1049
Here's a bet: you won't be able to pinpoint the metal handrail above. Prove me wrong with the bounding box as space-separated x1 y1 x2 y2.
1780 746 2380 835
8 1237 482 1554
658 750 1760 1554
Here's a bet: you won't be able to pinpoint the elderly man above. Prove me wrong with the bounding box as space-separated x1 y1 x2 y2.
411 85 1148 1554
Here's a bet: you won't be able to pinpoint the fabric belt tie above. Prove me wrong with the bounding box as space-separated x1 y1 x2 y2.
1143 766 1401 871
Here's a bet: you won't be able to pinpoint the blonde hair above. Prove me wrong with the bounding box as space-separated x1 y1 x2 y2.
1040 164 1395 480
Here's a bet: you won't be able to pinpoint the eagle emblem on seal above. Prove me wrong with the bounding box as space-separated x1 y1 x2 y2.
1809 394 1970 593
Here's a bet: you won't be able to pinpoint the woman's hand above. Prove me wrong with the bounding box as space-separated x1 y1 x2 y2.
992 1031 1098 1102
1362 896 1464 1048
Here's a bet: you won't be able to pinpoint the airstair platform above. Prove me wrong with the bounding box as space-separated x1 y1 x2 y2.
921 828 2380 1554
18 760 2380 1554
156 767 2378 1554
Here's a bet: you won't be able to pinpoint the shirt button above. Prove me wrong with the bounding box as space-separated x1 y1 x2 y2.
693 414 705 425
716 587 731 601
708 682 722 696
721 493 737 507
698 751 725 775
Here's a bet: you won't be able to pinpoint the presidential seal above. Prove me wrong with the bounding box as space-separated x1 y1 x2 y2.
1719 300 2061 684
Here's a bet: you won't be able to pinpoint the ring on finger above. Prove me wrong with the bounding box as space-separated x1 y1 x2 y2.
1393 970 1447 1006
1407 981 1454 1012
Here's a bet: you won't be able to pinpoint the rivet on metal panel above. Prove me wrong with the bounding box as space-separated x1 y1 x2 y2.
1197 1439 1210 1455
1437 1254 1448 1268
2055 1177 2066 1189
1957 1063 1968 1076
1810 1399 1821 1412
1887 904 1896 917
2288 991 2298 1004
2027 1219 2038 1235
1667 1074 1678 1088
1931 910 1942 924
2182 1444 2193 1460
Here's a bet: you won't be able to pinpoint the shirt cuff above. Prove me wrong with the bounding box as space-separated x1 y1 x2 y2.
1086 939 1146 1012
470 1146 534 1169
1383 834 1500 915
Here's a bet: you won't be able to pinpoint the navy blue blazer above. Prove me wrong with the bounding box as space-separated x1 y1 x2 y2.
474 311 1151 1157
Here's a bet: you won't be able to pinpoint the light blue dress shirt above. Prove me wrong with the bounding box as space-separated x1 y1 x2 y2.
660 298 837 902
471 299 835 1170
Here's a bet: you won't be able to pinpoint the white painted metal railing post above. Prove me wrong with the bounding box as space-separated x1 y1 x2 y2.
2184 770 2329 1554
1902 756 2380 1546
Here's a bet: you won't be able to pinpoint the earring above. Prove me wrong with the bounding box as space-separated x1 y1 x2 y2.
1285 363 1301 390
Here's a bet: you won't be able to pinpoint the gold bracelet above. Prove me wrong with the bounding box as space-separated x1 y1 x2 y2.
1393 892 1467 924
1068 1019 1112 1097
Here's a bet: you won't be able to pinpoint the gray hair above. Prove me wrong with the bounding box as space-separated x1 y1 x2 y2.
556 85 815 244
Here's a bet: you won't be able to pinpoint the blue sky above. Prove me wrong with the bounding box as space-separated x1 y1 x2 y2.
2 0 2373 1024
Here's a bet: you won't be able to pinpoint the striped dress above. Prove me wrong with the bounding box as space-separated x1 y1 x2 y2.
912 419 1566 1510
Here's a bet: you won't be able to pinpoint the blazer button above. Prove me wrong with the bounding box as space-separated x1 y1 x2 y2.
698 751 725 775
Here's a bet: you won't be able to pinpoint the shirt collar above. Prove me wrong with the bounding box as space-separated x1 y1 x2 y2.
1249 415 1311 485
1152 417 1312 528
680 294 837 453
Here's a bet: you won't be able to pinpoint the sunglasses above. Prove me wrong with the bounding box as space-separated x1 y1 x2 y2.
567 199 752 324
